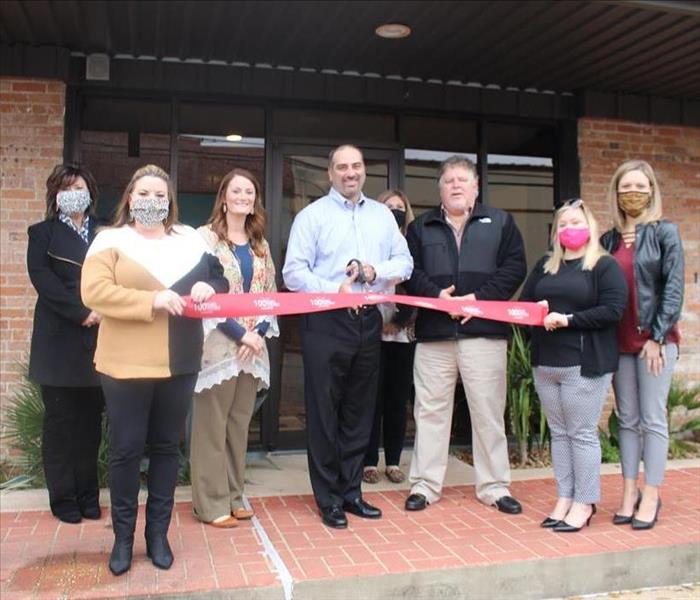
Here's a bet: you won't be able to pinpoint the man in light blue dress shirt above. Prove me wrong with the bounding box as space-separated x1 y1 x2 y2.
283 144 413 528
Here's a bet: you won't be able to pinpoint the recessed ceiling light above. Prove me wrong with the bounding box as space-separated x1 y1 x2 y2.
225 133 242 142
375 23 411 39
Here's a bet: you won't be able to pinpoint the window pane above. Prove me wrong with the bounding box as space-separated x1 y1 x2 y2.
274 109 395 142
80 96 171 221
80 131 170 221
400 115 477 153
488 155 554 272
177 102 265 228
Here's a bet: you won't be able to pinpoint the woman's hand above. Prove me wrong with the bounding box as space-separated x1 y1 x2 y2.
153 290 186 316
640 339 665 376
543 312 569 331
237 330 264 361
190 282 215 303
81 310 101 327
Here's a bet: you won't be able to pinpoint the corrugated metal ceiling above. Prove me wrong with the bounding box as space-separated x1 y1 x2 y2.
1 0 699 98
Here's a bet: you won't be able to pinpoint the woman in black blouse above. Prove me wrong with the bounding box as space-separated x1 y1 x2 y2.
520 199 627 532
27 164 104 524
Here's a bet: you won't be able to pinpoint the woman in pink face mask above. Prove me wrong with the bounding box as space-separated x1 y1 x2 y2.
520 199 628 532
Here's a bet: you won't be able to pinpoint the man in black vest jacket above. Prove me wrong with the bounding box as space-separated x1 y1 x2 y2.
403 156 527 515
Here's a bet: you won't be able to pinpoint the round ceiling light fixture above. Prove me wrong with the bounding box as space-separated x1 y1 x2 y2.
225 133 243 142
375 23 411 39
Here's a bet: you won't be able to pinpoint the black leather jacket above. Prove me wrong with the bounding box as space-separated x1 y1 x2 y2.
600 220 684 344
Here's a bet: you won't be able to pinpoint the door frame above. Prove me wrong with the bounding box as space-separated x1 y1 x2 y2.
260 139 402 450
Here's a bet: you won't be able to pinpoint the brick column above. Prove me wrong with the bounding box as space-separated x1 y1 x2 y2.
0 77 66 434
578 118 700 383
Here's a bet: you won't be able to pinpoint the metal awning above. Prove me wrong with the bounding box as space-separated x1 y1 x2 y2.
1 0 699 99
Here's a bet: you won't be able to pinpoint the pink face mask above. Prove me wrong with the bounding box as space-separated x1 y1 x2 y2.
558 227 590 250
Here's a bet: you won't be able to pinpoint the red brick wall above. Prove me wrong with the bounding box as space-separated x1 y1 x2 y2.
579 117 700 383
0 77 66 424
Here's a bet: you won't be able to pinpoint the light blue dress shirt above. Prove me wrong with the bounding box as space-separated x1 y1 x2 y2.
283 187 413 293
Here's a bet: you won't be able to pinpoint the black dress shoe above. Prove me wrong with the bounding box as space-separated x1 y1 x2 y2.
405 493 427 511
146 534 174 570
81 505 102 520
343 498 382 519
631 498 661 530
109 538 133 576
553 504 596 533
320 505 348 529
55 511 82 524
493 496 522 514
612 489 641 525
540 517 561 528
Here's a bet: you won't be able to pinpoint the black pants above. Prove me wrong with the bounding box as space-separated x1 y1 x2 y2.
364 341 415 468
100 374 195 540
41 385 104 518
301 307 381 509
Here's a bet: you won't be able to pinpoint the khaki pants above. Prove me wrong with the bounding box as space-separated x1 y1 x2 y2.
409 338 511 506
190 373 257 522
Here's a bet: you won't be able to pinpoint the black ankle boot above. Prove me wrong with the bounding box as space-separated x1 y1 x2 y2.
109 538 133 576
146 533 174 570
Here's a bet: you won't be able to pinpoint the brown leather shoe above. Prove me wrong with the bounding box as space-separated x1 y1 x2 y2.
207 516 238 528
232 508 255 520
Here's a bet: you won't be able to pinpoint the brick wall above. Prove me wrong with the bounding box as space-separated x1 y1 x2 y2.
0 77 66 426
578 117 700 384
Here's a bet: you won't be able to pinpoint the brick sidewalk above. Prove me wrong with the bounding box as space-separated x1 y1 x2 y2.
1 468 699 599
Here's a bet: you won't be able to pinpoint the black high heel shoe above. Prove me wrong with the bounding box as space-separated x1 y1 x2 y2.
631 497 661 530
612 489 642 525
109 537 134 576
553 504 596 533
540 517 561 528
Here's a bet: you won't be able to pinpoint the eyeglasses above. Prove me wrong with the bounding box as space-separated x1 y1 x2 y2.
556 198 583 211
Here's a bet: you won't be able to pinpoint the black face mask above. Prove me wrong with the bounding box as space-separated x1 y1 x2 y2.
391 208 406 229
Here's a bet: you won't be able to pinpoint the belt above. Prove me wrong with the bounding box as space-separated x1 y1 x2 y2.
346 305 377 320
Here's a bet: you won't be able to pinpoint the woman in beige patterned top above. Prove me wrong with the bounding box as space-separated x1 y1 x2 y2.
190 168 278 528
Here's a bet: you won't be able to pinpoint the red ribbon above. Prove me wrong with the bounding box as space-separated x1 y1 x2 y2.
183 292 547 326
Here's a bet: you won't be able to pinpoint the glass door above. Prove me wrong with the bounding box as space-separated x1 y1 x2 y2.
262 142 400 450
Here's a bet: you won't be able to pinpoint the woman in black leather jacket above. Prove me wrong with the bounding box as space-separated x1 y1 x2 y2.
601 160 684 531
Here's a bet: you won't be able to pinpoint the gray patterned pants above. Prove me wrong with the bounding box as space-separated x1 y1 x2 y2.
534 366 612 503
613 344 678 487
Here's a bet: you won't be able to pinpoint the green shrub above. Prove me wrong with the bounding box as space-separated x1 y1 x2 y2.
506 326 549 465
667 377 700 458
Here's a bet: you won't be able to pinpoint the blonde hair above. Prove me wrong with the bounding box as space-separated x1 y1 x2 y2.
607 160 663 231
377 189 415 234
544 201 607 275
112 164 179 233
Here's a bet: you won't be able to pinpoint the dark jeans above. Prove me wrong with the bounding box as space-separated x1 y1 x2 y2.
41 385 104 518
301 308 381 509
100 374 195 540
364 341 415 468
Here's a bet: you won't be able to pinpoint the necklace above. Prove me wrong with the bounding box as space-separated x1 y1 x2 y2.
622 230 636 248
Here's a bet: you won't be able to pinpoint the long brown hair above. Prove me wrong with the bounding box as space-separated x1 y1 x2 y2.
111 164 179 233
207 168 266 257
45 164 99 220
